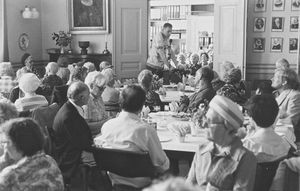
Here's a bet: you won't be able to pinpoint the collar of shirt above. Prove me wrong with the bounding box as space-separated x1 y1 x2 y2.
69 99 84 117
118 110 140 121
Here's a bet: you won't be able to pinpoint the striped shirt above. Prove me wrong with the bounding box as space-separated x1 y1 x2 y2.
15 95 48 112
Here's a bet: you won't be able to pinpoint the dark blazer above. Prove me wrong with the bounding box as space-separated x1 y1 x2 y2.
188 84 216 111
53 101 93 183
50 85 69 107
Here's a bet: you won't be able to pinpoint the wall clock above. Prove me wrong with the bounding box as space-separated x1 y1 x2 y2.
18 33 29 51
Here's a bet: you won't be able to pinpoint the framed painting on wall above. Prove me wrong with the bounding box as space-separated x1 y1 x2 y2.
272 0 285 11
254 0 267 12
253 38 265 52
292 0 300 11
270 37 283 52
68 0 109 34
272 17 284 32
289 38 298 53
290 16 299 31
254 17 266 32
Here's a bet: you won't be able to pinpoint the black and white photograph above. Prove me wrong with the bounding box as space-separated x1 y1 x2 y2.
254 17 266 32
292 0 300 11
253 38 265 52
289 38 298 52
272 17 284 32
254 0 267 12
271 37 283 52
290 16 299 31
272 0 285 11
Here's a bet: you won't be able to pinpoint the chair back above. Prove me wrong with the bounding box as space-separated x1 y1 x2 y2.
254 159 283 191
92 146 156 178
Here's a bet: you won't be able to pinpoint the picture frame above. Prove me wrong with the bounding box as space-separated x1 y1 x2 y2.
272 0 285 11
289 38 298 53
253 38 265 52
290 16 299 31
292 0 300 11
254 17 266 32
68 0 109 34
270 37 283 52
271 17 284 32
254 0 267 12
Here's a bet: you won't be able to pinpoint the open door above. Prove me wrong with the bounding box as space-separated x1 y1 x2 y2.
214 0 247 78
113 0 148 80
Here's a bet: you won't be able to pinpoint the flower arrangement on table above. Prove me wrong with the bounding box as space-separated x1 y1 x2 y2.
51 31 72 53
152 74 163 91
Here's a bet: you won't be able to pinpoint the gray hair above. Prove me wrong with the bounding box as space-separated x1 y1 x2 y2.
275 58 290 69
45 62 59 75
101 68 115 87
138 69 153 91
84 71 106 91
57 67 70 85
67 81 89 102
83 62 96 73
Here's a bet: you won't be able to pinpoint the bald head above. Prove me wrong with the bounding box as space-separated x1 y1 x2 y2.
67 81 90 106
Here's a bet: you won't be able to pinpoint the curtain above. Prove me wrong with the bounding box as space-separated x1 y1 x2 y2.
0 0 9 62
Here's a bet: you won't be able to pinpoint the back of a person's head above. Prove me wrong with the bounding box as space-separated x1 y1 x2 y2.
0 62 14 77
85 71 106 90
256 81 274 95
163 23 172 29
196 66 214 82
57 55 70 67
21 53 31 66
275 68 299 90
222 61 235 73
275 58 290 69
223 68 242 84
101 68 115 87
121 85 146 113
19 73 41 93
0 118 45 156
46 62 59 75
99 61 112 71
0 102 18 123
67 81 89 102
245 94 279 128
72 66 88 82
138 69 153 90
83 62 96 72
57 67 70 84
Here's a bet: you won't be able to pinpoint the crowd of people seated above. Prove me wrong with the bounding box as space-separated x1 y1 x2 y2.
0 51 299 191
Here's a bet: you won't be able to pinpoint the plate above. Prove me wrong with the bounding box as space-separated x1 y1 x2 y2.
158 136 172 142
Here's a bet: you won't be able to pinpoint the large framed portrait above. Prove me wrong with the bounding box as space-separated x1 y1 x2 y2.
272 17 284 32
270 37 283 52
292 0 300 11
254 0 267 12
68 0 109 34
272 0 285 11
253 38 265 52
289 38 298 53
254 17 266 32
290 16 299 31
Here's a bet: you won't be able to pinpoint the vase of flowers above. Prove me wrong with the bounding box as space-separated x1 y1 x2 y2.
52 31 72 54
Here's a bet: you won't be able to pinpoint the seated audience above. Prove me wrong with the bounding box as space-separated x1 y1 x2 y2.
95 85 169 190
53 81 93 185
255 81 275 95
188 53 201 76
41 62 63 99
0 118 64 190
217 68 247 105
178 67 215 113
177 53 187 71
83 71 109 137
186 95 257 190
138 69 162 111
243 94 290 163
271 68 300 141
16 53 40 79
275 58 290 70
67 66 88 85
14 73 48 112
144 177 198 191
56 55 71 85
99 61 113 71
83 62 96 73
101 68 120 116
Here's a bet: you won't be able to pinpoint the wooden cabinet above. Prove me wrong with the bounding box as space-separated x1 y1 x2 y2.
48 52 112 71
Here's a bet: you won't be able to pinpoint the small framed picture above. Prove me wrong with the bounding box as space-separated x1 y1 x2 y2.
254 17 266 32
271 37 283 52
292 0 300 11
272 17 284 32
273 0 285 11
254 0 267 12
289 38 298 53
253 38 265 52
290 16 299 31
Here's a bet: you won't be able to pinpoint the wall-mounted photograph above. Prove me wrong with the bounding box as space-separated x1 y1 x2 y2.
292 0 300 11
253 38 265 52
271 37 283 52
289 38 298 53
254 0 267 12
272 17 284 32
68 0 109 34
273 0 285 11
254 17 266 32
290 16 299 31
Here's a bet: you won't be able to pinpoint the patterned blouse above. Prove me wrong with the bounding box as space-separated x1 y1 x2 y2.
0 152 64 191
217 83 247 106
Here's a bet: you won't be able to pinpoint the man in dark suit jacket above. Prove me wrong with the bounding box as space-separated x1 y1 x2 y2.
53 81 92 184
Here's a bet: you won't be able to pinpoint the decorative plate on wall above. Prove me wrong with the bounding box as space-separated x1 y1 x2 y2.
18 33 29 51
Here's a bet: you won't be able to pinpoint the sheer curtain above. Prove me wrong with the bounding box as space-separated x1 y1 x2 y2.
0 0 9 62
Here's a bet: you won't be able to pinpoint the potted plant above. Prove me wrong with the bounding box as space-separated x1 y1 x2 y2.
52 31 72 54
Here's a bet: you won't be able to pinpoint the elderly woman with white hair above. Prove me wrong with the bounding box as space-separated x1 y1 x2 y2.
14 73 48 112
83 62 96 73
83 71 109 136
188 53 201 76
186 95 257 191
101 68 120 116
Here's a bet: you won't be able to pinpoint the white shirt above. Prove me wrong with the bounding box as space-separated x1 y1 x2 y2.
94 111 169 188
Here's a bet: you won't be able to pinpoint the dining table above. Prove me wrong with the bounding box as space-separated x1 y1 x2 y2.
158 85 195 103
